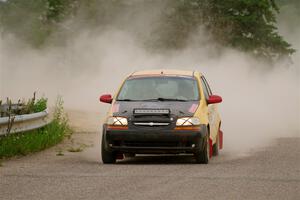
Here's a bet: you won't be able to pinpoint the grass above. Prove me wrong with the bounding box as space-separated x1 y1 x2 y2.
0 97 71 159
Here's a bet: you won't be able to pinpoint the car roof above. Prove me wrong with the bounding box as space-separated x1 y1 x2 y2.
130 69 202 78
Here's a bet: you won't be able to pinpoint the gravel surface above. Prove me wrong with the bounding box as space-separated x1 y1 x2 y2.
0 131 299 200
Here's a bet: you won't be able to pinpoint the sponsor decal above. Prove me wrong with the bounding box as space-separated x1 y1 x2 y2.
188 103 198 113
112 103 120 113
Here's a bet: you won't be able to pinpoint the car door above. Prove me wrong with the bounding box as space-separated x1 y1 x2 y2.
200 76 219 143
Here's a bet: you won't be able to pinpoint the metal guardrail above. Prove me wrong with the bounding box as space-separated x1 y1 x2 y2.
0 109 50 136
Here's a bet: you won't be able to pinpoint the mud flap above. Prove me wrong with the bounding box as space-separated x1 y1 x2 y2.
219 130 223 149
209 138 213 158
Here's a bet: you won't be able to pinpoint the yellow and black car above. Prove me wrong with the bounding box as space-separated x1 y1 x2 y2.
99 69 223 164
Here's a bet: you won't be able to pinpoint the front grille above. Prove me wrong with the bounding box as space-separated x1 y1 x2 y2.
131 108 174 128
132 115 173 126
133 122 169 126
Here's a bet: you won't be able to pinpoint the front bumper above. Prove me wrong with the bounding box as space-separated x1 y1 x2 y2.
102 125 208 154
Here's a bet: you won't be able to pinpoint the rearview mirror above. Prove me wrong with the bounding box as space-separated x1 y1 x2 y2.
207 95 222 104
99 94 113 104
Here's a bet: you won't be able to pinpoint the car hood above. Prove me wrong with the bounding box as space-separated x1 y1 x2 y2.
112 101 199 118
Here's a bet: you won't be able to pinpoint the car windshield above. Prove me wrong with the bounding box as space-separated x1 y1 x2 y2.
117 76 199 101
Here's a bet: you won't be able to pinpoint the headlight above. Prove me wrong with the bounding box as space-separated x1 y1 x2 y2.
176 117 200 126
107 117 128 126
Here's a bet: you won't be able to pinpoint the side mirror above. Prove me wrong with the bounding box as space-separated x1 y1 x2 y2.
207 95 222 104
99 94 113 104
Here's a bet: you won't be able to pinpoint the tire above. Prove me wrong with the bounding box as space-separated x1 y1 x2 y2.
212 134 219 156
195 135 210 164
101 133 116 164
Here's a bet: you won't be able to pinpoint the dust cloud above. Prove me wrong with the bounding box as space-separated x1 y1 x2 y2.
0 4 299 157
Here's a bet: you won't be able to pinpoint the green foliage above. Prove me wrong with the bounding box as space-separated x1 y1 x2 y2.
0 96 71 159
0 0 75 46
32 97 47 113
154 0 295 61
0 121 62 158
50 96 71 139
210 0 295 60
0 0 296 62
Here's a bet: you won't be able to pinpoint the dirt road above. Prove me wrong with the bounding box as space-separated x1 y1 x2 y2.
0 132 299 200
0 111 299 200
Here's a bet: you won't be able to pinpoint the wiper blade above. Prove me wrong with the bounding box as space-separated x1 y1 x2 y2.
117 99 134 101
118 98 189 102
158 98 187 102
143 98 187 102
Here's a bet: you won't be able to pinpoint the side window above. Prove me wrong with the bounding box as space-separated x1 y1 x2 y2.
202 76 213 96
200 78 209 100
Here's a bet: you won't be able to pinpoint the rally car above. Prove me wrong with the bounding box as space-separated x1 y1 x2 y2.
99 69 223 164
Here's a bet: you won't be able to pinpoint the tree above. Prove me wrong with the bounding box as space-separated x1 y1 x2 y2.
0 0 76 46
209 0 295 60
154 0 295 62
0 0 295 62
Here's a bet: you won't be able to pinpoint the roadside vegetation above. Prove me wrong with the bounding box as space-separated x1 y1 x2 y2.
0 96 71 159
0 0 296 63
0 92 47 117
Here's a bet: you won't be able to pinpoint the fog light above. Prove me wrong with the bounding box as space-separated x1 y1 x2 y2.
192 144 195 148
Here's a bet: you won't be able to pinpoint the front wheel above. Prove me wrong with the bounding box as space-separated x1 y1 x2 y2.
101 133 116 164
195 136 211 164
